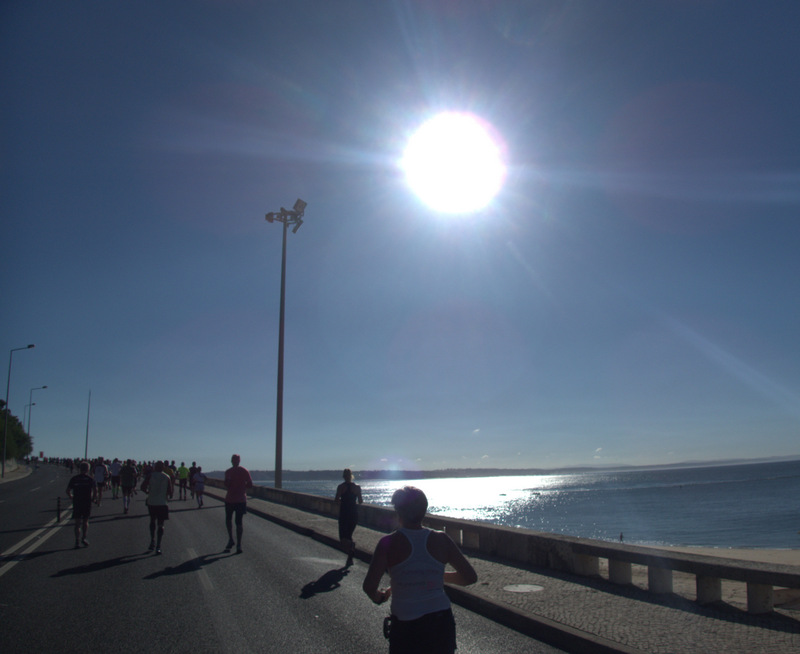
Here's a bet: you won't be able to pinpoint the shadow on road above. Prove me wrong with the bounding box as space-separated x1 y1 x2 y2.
143 551 232 579
299 566 350 599
51 552 151 577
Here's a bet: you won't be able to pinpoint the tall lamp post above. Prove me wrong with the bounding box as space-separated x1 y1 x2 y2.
23 403 35 435
27 385 47 444
2 344 35 477
265 198 306 489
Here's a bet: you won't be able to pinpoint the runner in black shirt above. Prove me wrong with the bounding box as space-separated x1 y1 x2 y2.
66 461 97 548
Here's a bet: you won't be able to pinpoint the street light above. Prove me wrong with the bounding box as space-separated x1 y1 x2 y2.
23 403 35 433
27 385 47 442
265 198 306 489
2 344 35 477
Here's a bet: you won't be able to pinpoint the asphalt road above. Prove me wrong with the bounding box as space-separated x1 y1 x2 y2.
0 465 565 653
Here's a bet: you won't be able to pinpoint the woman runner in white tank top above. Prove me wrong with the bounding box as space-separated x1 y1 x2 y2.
363 486 477 654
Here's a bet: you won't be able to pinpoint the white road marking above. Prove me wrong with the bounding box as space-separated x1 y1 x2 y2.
0 513 71 579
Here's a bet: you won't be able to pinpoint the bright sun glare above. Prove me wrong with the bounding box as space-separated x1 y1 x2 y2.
401 112 506 214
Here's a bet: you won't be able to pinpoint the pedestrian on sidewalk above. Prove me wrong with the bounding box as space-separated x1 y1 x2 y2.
141 460 173 554
334 468 362 566
224 453 253 553
363 486 477 654
66 461 97 548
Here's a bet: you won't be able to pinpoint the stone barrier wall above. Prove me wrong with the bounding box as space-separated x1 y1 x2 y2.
206 477 799 613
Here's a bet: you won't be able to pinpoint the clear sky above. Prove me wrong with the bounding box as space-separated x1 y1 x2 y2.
2 1 799 475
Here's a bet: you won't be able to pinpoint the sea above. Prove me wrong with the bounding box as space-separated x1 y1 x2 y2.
259 459 800 550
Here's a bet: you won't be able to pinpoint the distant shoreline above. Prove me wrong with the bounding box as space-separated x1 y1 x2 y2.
208 456 800 482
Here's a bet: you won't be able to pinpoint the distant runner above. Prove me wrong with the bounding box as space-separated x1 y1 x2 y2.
66 461 97 548
120 459 138 514
141 460 173 555
224 454 253 554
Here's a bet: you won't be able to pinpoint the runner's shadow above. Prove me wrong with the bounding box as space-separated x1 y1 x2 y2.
299 567 350 599
143 552 230 579
51 552 150 577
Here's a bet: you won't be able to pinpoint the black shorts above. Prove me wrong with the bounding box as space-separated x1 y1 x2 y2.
72 501 92 520
225 502 247 521
389 609 456 654
147 504 169 521
111 476 121 487
179 478 188 488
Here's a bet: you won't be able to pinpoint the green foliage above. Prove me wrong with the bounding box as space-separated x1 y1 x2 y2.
1 401 33 460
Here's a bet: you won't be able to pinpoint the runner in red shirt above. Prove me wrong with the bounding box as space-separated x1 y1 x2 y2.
224 454 253 554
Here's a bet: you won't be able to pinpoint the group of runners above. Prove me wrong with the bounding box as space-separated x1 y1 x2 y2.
65 457 209 512
64 454 251 556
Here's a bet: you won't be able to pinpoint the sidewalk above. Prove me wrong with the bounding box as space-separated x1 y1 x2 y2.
0 463 31 484
204 487 799 654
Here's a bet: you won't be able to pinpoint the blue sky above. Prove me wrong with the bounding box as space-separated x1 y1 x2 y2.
2 1 799 474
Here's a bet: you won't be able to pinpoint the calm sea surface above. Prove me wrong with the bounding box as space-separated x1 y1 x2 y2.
258 460 800 550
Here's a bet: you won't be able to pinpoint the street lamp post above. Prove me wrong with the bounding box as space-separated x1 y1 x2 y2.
23 403 34 434
2 344 35 477
27 385 47 442
265 199 306 489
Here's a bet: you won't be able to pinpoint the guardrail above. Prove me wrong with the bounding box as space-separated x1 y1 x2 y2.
207 478 799 614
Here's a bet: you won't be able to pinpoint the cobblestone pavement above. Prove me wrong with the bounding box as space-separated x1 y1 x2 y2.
204 487 800 654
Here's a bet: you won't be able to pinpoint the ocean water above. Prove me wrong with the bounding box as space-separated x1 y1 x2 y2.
264 459 800 550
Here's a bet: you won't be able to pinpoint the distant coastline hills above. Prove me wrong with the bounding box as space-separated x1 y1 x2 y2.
207 455 798 481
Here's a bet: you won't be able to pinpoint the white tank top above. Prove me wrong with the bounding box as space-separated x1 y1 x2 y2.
389 528 451 621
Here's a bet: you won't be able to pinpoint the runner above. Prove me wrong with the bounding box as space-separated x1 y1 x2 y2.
224 454 253 553
66 461 97 548
141 460 173 555
109 457 122 500
92 457 109 506
192 466 207 508
176 462 189 500
120 458 138 514
188 461 198 500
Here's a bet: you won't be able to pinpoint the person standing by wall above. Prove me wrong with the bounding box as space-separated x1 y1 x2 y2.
224 454 253 554
141 460 173 555
66 461 97 548
334 468 363 566
362 486 477 654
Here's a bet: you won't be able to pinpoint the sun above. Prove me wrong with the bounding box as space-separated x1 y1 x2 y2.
401 112 506 214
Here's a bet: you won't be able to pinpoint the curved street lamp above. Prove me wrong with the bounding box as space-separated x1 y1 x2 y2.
2 344 35 477
265 199 306 489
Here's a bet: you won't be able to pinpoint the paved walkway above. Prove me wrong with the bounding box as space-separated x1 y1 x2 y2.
203 486 799 654
0 463 32 484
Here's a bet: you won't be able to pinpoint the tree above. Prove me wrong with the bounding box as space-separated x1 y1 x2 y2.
1 401 33 460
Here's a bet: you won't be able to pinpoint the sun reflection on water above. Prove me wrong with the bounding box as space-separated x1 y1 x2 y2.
363 475 571 523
